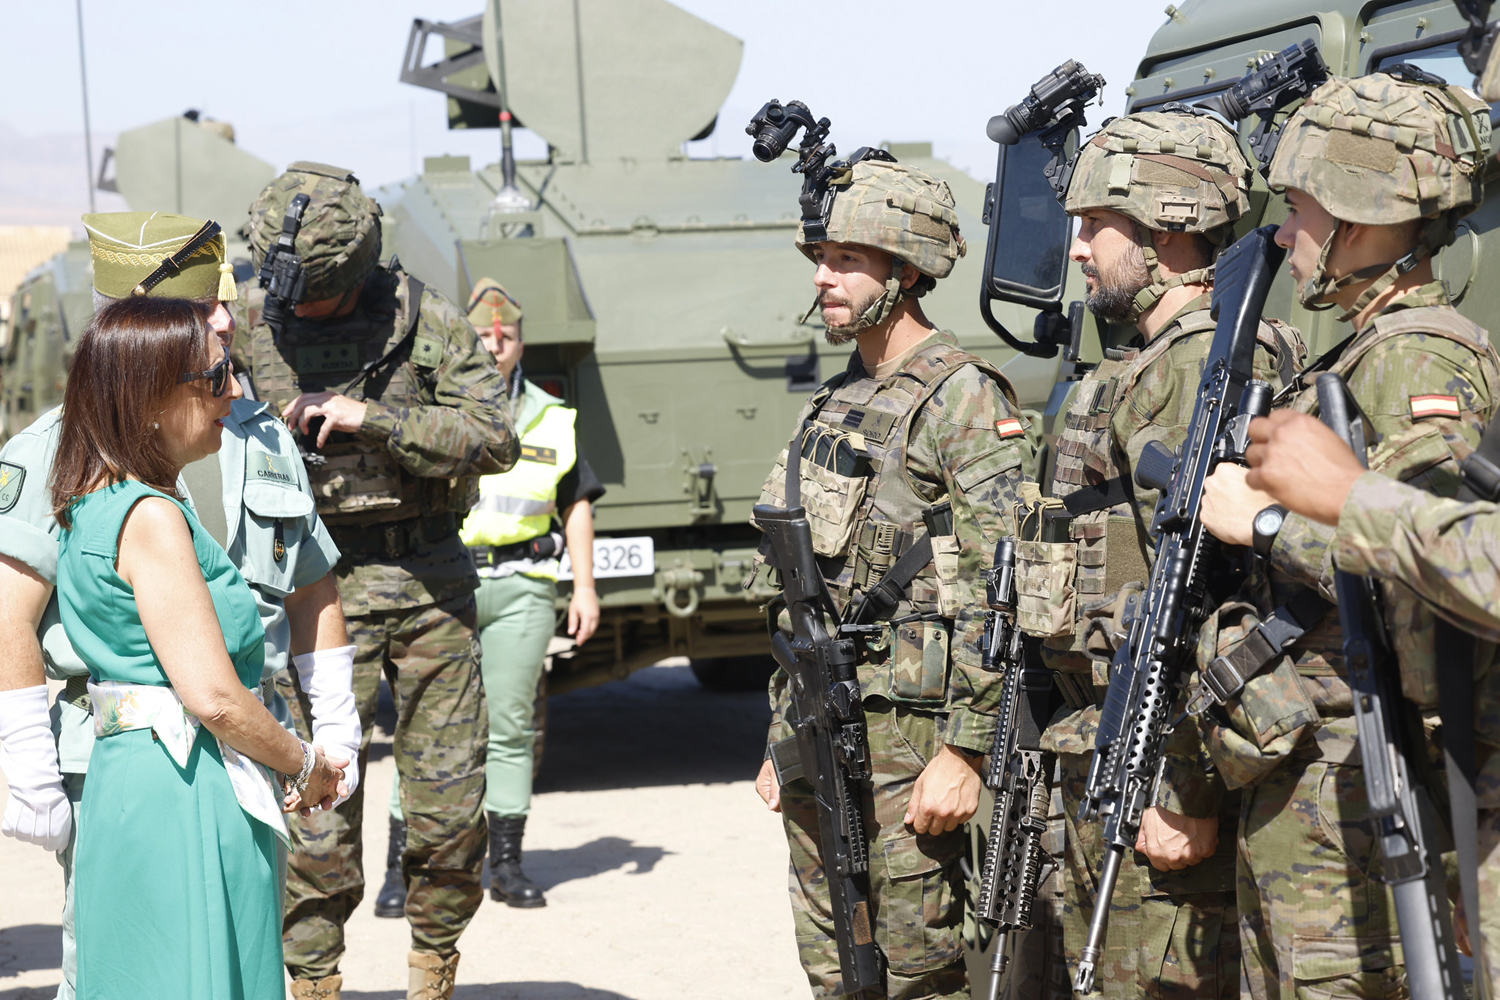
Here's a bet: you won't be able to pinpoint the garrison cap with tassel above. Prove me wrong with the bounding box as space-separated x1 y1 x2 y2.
82 211 238 301
466 277 523 330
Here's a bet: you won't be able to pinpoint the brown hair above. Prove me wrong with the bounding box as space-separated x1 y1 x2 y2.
50 297 215 528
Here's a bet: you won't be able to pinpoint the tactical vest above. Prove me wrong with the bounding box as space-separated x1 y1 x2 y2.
758 334 1017 703
460 383 577 580
245 267 476 528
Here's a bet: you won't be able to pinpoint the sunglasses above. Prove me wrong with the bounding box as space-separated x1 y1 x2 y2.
179 345 233 398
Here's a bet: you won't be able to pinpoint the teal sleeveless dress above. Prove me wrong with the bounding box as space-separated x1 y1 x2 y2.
57 480 284 1000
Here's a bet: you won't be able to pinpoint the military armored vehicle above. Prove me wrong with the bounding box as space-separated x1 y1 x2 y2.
0 112 274 442
962 0 1500 994
380 0 1059 694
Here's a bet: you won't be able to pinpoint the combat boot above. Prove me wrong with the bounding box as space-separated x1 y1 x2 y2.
487 812 546 907
374 816 407 918
290 975 343 1000
407 949 459 1000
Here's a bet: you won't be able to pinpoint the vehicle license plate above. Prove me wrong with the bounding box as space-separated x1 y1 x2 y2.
558 536 655 580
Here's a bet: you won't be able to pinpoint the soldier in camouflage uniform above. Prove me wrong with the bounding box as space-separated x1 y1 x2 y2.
749 152 1036 999
234 163 519 1000
1235 406 1500 991
1026 107 1301 999
1198 71 1500 999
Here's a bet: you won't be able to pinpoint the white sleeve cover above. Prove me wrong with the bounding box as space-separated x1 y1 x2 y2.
290 644 362 807
0 684 72 852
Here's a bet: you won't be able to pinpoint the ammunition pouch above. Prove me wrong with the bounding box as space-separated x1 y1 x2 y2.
330 512 459 561
756 423 872 559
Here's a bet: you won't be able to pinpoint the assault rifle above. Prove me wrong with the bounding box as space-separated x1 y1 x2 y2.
1073 226 1283 992
755 467 882 996
974 538 1056 1000
1316 373 1466 1000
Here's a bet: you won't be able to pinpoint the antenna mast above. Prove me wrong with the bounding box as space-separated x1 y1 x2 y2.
76 0 96 213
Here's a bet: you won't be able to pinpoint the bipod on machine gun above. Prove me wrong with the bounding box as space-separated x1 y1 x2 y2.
753 402 882 995
1315 373 1467 1000
1073 226 1283 993
974 538 1056 1000
979 60 1106 360
1196 39 1329 175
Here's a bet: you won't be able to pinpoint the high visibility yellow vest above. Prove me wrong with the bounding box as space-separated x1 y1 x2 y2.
461 381 577 580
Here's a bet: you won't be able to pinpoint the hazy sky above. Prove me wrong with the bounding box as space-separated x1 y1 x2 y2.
1 0 1168 227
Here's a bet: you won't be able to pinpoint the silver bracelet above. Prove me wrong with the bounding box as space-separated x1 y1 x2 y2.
290 740 315 794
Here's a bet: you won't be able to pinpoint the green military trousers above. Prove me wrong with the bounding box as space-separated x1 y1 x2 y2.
391 572 555 821
780 699 969 1000
280 593 488 979
1236 756 1408 1000
1058 751 1241 999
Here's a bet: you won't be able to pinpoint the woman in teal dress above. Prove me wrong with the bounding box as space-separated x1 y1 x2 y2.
49 298 345 1000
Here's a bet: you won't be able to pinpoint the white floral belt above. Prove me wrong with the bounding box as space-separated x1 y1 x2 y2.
89 680 290 848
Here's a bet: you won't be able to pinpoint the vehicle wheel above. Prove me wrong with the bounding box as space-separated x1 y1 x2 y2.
690 655 776 692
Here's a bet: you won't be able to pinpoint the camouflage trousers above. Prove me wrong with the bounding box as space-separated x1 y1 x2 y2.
1058 751 1240 999
280 593 488 978
780 699 969 999
1236 756 1408 1000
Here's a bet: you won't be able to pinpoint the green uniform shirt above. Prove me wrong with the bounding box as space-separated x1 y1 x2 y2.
0 401 340 773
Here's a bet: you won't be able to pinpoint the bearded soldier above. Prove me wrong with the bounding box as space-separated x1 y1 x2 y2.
1029 107 1302 997
750 150 1036 998
1199 71 1500 998
234 163 518 1000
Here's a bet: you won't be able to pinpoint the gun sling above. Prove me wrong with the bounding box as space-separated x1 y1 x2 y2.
1188 587 1333 713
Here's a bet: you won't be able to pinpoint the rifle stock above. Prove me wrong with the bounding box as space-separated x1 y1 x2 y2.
755 501 883 995
1073 226 1283 993
1315 373 1465 1000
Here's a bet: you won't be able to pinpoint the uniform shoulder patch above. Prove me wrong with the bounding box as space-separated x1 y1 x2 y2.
1409 394 1460 420
411 334 445 369
0 461 25 514
995 417 1026 439
520 444 558 465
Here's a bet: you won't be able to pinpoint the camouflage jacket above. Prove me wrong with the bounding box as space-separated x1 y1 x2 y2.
1332 470 1500 642
234 267 519 615
1032 297 1303 817
1203 284 1500 786
760 330 1036 755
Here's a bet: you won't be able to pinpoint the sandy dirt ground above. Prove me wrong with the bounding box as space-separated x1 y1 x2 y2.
0 662 809 1000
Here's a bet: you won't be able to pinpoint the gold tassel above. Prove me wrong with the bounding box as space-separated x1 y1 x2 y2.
218 257 238 301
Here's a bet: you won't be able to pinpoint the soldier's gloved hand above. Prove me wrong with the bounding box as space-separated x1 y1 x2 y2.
1244 410 1365 527
0 684 72 853
905 744 983 835
1135 807 1218 871
292 645 362 808
1201 464 1277 547
283 392 368 448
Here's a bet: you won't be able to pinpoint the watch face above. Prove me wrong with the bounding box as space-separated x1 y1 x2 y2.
1255 507 1285 536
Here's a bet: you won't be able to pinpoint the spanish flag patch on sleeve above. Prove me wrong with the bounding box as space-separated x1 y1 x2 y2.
1409 394 1461 420
995 417 1025 439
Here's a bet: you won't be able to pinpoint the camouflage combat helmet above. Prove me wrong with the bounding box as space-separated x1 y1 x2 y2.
1065 107 1253 322
1267 71 1491 318
793 158 966 332
247 161 382 302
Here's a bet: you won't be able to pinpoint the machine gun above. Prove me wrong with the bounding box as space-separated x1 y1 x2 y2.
746 99 895 245
1315 373 1467 1000
1072 226 1282 993
974 538 1056 1000
754 457 882 996
1197 39 1328 176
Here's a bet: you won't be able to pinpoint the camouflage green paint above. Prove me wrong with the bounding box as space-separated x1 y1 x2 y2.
280 595 487 977
780 702 969 999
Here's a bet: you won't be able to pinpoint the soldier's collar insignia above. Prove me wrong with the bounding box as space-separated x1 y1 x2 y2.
0 462 25 514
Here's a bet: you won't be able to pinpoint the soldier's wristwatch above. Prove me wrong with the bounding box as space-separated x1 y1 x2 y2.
1252 504 1288 558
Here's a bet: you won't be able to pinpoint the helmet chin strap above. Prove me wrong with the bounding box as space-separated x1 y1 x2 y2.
1124 228 1214 324
1300 217 1450 322
821 260 908 337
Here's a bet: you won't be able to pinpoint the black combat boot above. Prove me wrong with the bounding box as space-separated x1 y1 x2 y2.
374 817 407 918
487 813 545 908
